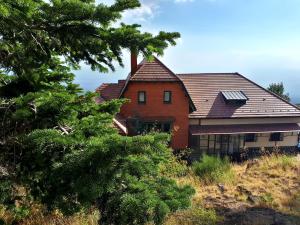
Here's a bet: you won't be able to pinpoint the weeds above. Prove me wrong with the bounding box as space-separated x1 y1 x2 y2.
259 192 278 208
165 207 220 225
259 154 297 171
192 155 235 184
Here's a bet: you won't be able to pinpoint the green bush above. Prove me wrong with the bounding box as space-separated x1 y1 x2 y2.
160 149 190 178
192 155 234 184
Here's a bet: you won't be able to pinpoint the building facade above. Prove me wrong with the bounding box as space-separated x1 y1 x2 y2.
96 55 300 160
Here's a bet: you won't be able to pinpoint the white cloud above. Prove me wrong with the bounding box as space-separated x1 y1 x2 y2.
122 2 158 23
95 0 159 23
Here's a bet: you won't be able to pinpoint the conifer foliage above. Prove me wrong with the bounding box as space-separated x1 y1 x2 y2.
0 1 194 224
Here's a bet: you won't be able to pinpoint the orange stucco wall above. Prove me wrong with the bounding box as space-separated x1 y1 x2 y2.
120 82 190 149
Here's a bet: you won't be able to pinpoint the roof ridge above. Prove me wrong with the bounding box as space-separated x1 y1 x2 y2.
177 72 238 75
152 56 178 79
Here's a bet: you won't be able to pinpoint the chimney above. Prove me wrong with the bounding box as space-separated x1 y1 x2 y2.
131 50 138 75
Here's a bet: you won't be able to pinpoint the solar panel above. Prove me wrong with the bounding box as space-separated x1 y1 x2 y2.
221 91 248 102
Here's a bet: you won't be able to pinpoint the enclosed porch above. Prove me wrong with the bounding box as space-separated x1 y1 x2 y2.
189 123 300 161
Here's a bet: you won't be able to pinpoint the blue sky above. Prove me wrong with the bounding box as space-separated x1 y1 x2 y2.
74 0 300 103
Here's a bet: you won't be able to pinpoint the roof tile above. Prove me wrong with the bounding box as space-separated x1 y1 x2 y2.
96 80 126 101
130 58 179 81
177 73 300 118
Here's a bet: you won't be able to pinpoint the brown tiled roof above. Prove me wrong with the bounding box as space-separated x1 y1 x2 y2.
119 57 196 111
96 80 126 102
190 123 300 135
130 57 179 81
177 73 300 118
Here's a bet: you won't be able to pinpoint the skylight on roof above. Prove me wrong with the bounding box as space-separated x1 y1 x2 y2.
221 91 248 103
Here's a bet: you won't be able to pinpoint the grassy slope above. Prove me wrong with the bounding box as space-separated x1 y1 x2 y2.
1 155 299 225
167 154 300 225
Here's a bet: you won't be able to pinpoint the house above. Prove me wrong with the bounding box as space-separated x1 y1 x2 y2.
96 54 300 160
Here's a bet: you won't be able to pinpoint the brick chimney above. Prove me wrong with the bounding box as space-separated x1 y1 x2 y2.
131 50 138 75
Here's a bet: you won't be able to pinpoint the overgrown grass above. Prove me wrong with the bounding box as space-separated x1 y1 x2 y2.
192 155 235 184
0 205 99 225
1 154 299 225
259 154 297 171
164 207 220 225
283 192 300 216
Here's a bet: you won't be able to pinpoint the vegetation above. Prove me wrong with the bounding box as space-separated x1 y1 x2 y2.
0 1 299 224
267 82 290 102
258 154 298 171
192 155 234 184
2 154 298 224
0 1 195 225
165 207 220 225
176 154 300 224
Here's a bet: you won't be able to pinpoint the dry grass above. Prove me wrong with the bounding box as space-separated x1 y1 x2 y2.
174 154 300 219
0 205 99 225
164 207 220 225
1 154 299 225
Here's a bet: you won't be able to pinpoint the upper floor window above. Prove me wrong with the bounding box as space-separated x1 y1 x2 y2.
270 132 284 142
164 91 172 104
138 91 146 104
244 133 257 142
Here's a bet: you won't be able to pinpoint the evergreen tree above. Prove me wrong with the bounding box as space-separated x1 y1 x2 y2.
0 1 194 224
267 82 290 102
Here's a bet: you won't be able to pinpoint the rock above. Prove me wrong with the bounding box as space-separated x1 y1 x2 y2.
222 207 300 225
218 183 226 193
237 185 252 196
247 194 260 204
0 166 9 178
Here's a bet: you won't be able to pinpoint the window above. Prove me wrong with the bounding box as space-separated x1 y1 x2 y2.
270 132 284 142
138 91 146 104
139 121 172 134
163 91 172 104
199 135 209 152
245 133 257 142
163 122 171 132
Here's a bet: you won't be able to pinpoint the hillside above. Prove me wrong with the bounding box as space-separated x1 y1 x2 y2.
1 155 299 225
166 154 300 225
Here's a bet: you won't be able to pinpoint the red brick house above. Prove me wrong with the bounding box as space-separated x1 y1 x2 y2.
97 55 300 159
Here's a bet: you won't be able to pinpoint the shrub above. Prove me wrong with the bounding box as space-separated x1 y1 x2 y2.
192 155 234 184
160 149 191 178
160 158 190 178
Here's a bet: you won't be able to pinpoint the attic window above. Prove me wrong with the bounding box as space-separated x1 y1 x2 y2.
221 91 248 104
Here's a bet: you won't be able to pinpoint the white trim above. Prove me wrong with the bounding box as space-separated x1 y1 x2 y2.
113 118 128 135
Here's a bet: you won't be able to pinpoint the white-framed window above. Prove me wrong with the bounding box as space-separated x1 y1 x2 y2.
138 91 146 104
163 91 172 104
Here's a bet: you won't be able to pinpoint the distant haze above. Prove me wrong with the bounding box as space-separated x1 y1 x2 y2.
74 0 300 104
